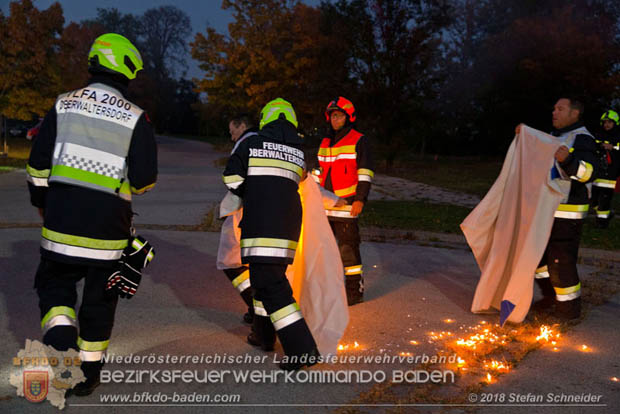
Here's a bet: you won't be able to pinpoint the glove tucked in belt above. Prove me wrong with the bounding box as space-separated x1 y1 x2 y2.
106 235 155 299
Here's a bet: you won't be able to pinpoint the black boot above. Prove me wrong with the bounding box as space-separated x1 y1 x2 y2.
531 296 555 314
240 288 254 324
279 347 321 371
346 274 364 306
555 297 581 321
247 314 275 352
66 361 103 397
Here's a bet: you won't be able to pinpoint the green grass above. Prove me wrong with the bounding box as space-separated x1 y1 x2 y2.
360 200 471 234
361 199 620 251
582 196 620 250
379 158 503 197
0 137 31 170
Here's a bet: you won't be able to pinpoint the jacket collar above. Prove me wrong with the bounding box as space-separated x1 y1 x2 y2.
87 75 129 97
552 121 584 136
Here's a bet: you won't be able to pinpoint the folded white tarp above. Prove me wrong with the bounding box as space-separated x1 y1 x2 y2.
461 126 570 325
216 179 348 355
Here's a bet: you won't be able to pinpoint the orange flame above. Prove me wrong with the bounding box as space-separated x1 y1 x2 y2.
536 325 552 342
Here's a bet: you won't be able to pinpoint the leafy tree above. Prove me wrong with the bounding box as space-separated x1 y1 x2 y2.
442 0 620 155
191 0 335 130
85 6 196 133
319 0 451 162
0 0 64 121
140 5 191 80
57 21 106 92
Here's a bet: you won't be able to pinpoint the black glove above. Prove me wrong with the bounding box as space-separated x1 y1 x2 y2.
106 236 155 299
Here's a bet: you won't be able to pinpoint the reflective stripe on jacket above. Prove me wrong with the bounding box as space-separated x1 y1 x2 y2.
49 83 143 201
317 129 363 198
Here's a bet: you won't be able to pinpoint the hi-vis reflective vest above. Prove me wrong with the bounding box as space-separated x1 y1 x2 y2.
317 129 372 198
554 126 595 220
49 83 143 201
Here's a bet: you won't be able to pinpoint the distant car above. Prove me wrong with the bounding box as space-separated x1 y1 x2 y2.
27 119 43 141
9 126 25 137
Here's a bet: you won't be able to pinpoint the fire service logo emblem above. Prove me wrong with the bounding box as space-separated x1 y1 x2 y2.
23 371 49 403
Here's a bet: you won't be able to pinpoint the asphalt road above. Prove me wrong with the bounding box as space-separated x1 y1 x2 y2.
0 136 618 413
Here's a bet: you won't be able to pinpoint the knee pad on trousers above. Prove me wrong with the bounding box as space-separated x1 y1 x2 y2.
43 326 78 352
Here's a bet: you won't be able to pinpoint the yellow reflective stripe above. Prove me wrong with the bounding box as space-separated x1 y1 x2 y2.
131 182 156 194
334 184 357 197
42 227 128 250
554 283 581 295
77 337 110 351
596 210 610 218
248 158 302 176
27 164 51 178
240 237 297 249
535 265 548 273
557 204 589 212
132 238 145 250
223 174 244 184
253 299 268 316
572 161 593 183
357 168 374 178
569 147 575 153
345 265 363 275
318 145 357 157
232 269 250 289
594 179 617 188
41 306 76 329
270 303 300 322
270 304 303 330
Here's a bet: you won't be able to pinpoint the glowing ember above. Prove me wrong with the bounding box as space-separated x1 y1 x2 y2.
400 352 412 357
410 340 419 345
552 347 559 352
457 357 466 368
354 341 360 349
536 325 552 342
611 377 619 382
486 373 493 383
484 359 509 372
338 345 344 351
444 319 455 323
580 344 589 352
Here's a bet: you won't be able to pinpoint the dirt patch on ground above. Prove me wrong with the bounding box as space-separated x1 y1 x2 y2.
371 175 481 207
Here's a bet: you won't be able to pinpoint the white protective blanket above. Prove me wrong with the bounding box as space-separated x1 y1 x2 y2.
216 179 348 355
461 126 570 325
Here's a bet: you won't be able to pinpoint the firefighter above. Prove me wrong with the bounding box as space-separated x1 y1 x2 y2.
314 97 374 306
26 33 158 395
530 97 598 320
591 110 620 228
217 114 258 324
223 98 319 370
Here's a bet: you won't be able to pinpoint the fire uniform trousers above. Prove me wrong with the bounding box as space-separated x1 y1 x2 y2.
591 129 620 227
316 126 374 305
26 76 157 370
535 124 597 318
218 129 258 317
222 119 317 358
